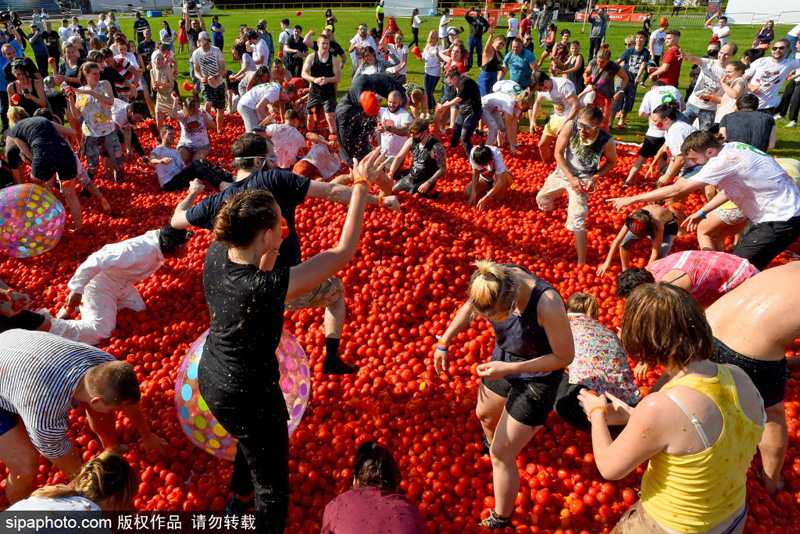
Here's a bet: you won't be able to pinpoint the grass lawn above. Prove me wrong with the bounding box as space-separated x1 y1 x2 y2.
103 9 800 157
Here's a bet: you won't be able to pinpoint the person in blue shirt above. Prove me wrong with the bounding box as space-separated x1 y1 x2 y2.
500 38 538 89
0 32 24 131
27 23 49 78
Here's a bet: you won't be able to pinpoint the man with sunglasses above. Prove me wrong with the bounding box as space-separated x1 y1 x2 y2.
349 24 377 73
172 133 400 375
536 106 618 265
744 38 800 115
386 118 446 198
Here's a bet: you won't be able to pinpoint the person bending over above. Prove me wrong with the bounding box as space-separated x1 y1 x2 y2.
48 226 192 345
465 144 513 210
0 331 163 503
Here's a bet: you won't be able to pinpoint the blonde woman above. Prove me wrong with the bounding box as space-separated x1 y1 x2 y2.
422 30 444 110
7 450 135 511
434 260 574 529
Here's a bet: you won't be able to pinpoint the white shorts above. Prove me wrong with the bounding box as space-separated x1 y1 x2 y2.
536 168 589 232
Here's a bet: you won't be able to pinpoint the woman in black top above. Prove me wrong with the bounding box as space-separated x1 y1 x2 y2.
198 149 387 533
478 27 506 97
435 260 574 529
325 8 337 34
7 63 47 116
55 44 85 89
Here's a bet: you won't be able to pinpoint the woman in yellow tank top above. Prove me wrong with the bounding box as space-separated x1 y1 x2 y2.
578 284 765 534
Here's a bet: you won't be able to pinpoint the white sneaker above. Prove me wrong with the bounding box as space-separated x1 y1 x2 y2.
787 121 798 127
774 114 784 120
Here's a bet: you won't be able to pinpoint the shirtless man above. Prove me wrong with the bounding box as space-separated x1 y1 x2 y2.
705 262 800 494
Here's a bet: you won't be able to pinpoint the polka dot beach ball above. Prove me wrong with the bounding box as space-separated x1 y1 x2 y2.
174 328 311 461
0 184 66 258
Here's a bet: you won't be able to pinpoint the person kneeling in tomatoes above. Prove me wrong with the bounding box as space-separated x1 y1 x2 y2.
0 330 164 504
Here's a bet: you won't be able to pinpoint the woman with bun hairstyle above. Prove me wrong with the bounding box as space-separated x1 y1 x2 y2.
434 260 574 529
7 450 136 511
198 149 387 534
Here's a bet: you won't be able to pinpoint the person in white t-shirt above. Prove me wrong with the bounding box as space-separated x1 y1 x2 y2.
704 13 730 46
745 38 800 112
623 80 683 186
386 32 410 84
439 8 451 47
681 42 736 131
377 91 413 157
610 131 800 270
259 109 306 169
168 95 216 163
349 24 378 73
465 144 513 210
247 29 270 68
292 132 343 181
506 13 519 54
481 91 533 151
148 124 234 191
237 81 297 132
651 103 698 188
648 22 667 64
529 72 581 163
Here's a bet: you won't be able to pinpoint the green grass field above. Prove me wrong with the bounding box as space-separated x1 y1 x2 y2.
101 9 800 157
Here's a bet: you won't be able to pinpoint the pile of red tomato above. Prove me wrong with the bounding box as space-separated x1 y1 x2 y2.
1 115 799 533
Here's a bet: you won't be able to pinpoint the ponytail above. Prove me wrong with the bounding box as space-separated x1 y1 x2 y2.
213 190 280 249
596 43 611 60
468 260 519 316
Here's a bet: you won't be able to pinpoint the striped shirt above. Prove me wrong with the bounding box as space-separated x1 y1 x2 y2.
0 330 114 459
647 250 759 300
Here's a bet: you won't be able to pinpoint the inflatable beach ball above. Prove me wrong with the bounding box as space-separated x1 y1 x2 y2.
0 184 66 258
175 328 311 461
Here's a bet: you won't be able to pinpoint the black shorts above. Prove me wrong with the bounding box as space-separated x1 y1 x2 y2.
31 148 78 183
0 309 46 334
482 369 563 427
201 83 226 110
732 215 800 271
307 92 337 114
0 405 17 437
638 135 665 159
710 338 791 408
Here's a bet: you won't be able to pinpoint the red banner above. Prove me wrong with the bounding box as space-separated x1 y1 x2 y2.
453 8 501 26
574 11 649 22
596 4 635 14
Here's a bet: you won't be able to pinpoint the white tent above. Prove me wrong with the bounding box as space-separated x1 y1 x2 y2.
722 0 800 25
385 0 438 18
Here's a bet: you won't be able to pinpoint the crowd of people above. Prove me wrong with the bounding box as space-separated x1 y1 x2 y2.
1 3 800 534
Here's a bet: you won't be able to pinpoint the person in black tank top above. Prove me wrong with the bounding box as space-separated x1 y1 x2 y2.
386 118 447 198
301 34 341 135
478 28 506 96
435 260 574 529
198 150 386 531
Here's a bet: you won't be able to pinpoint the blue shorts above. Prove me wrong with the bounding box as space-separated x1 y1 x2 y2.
0 405 18 437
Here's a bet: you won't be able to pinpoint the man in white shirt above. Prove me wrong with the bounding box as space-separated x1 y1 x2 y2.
648 19 668 64
247 29 270 68
745 39 800 114
277 18 292 56
609 131 800 270
348 24 377 73
192 31 226 133
57 18 71 44
682 42 735 130
704 13 730 45
49 227 192 345
377 90 413 157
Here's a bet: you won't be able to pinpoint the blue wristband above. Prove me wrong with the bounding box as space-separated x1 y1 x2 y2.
698 210 707 219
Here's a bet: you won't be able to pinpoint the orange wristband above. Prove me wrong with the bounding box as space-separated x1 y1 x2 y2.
589 406 608 418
